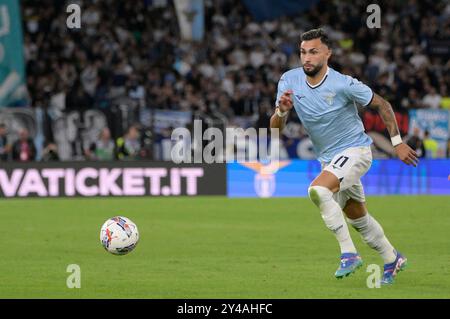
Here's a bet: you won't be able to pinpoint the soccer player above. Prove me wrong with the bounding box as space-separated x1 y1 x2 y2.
270 29 418 284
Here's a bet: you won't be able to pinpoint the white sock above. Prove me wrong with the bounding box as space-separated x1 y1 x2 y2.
347 213 397 264
309 186 357 254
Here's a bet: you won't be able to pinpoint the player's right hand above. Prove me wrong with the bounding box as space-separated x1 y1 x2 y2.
278 90 294 112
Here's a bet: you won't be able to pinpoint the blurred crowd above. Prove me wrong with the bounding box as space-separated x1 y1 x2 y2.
3 0 449 162
0 123 152 161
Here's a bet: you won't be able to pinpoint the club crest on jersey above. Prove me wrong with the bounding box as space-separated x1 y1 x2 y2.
323 91 336 105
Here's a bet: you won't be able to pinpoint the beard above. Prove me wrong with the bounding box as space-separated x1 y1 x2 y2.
302 63 323 76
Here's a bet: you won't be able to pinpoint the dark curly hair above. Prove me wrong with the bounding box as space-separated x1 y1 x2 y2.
301 28 332 48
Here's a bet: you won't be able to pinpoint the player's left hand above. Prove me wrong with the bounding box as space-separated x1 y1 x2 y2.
395 143 419 167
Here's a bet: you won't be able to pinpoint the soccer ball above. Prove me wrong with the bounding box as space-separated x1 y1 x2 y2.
100 216 139 255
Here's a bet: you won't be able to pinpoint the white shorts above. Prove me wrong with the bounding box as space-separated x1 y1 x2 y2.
321 146 372 209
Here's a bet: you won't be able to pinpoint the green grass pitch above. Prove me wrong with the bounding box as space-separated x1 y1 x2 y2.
0 195 449 298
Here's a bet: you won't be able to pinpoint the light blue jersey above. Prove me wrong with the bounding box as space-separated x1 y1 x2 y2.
276 66 374 163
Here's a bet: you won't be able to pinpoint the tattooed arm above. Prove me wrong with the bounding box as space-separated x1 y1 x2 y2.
368 93 419 166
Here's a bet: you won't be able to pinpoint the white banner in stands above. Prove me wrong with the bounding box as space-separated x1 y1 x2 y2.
173 0 204 41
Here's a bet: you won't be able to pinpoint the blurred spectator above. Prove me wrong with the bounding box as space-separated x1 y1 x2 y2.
255 99 272 131
0 124 11 161
409 46 429 70
447 138 450 158
423 130 439 158
440 94 450 110
406 127 426 158
12 128 36 162
216 93 235 120
116 125 143 160
41 141 60 161
85 127 116 161
154 126 174 161
422 87 442 109
65 84 92 116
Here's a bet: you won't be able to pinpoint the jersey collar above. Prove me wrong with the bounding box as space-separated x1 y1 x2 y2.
306 66 329 89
